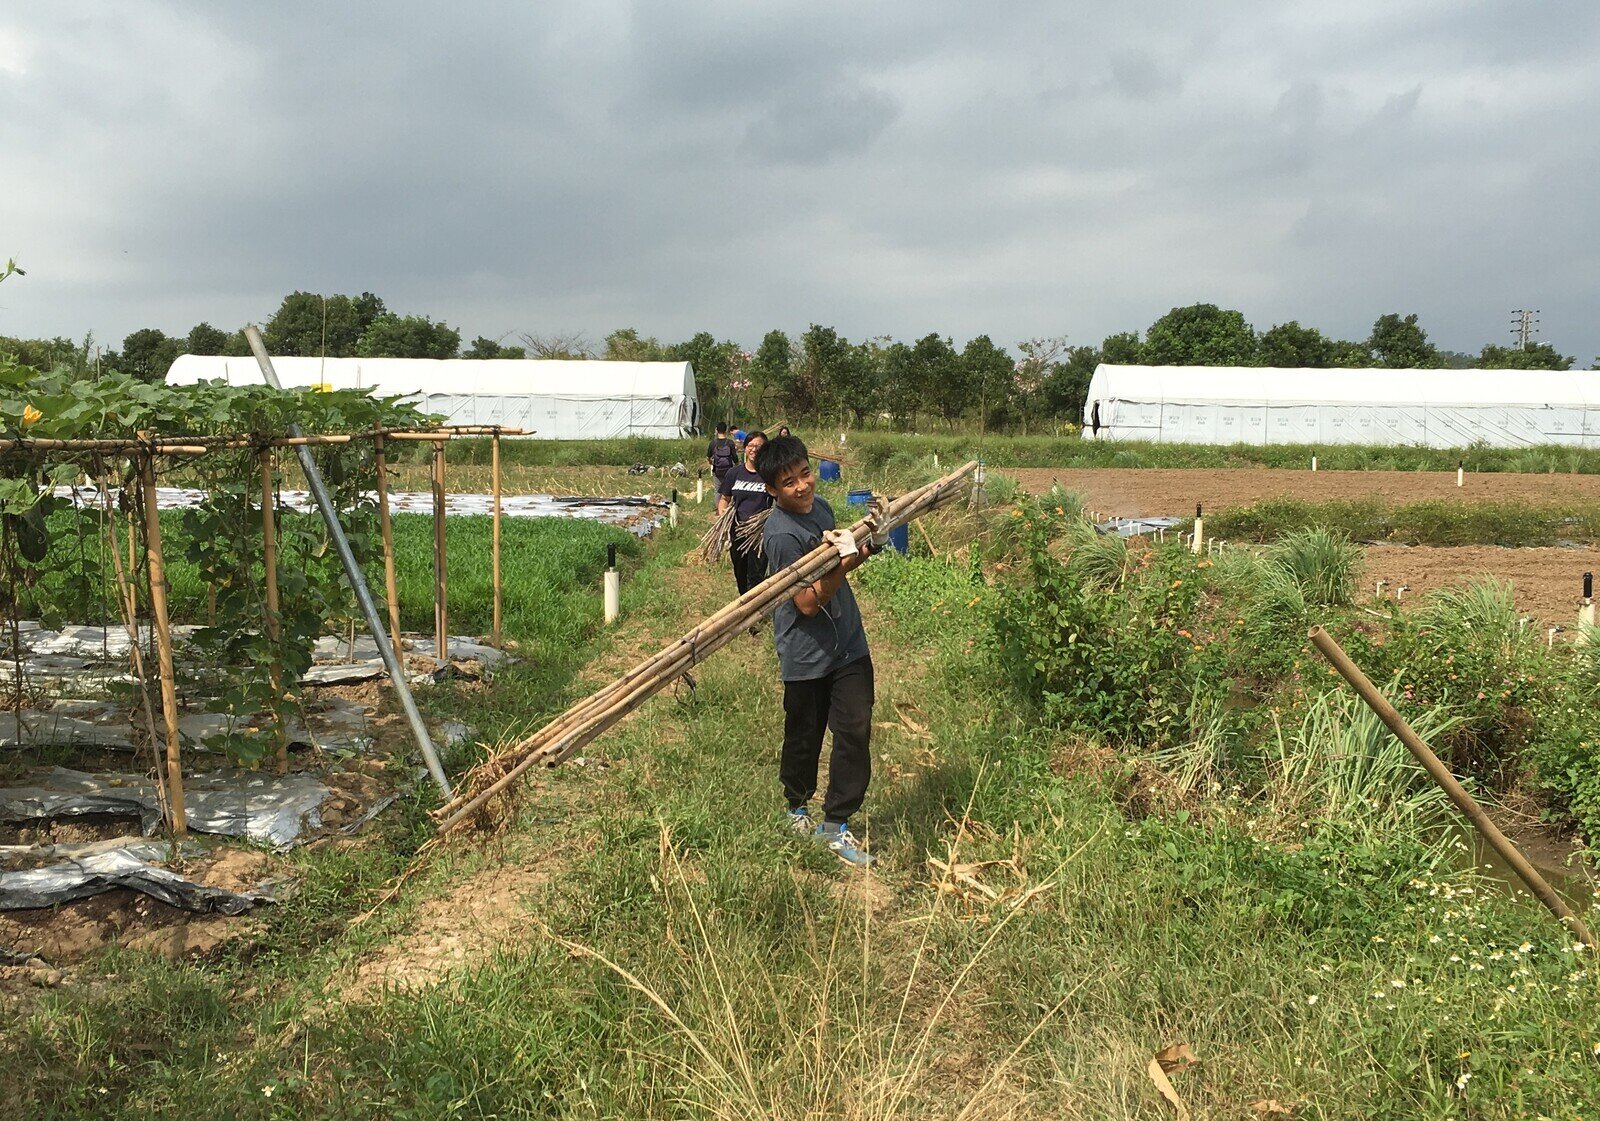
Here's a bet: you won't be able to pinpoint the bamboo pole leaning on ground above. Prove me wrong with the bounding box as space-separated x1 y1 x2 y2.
138 452 187 836
1309 625 1598 952
433 461 979 835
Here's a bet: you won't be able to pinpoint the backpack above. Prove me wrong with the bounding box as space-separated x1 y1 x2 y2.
710 438 737 471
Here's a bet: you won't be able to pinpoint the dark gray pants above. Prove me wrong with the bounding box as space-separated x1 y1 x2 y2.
780 656 874 823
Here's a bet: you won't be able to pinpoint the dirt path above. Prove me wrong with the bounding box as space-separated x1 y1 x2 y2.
1007 467 1600 517
1362 544 1599 626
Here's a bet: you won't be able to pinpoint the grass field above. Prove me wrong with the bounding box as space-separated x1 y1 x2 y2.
7 497 1600 1117
431 432 1600 475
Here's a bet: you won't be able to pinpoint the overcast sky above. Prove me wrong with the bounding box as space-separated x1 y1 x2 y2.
4 1 1598 364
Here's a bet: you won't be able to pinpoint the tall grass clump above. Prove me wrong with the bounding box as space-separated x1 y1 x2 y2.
1265 690 1458 850
1266 527 1360 607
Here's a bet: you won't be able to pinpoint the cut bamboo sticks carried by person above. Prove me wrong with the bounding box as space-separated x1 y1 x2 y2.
432 460 979 835
733 507 772 556
696 504 735 564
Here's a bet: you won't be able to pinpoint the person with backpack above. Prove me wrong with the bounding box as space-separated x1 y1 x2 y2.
706 423 739 489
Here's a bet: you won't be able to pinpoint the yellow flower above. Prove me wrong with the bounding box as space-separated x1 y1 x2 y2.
21 403 42 428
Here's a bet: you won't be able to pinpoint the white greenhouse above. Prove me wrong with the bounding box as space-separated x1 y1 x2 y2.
166 356 703 438
1081 364 1600 448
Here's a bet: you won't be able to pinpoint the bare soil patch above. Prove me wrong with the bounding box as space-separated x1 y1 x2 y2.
1362 544 1600 626
1008 467 1600 517
337 857 550 1000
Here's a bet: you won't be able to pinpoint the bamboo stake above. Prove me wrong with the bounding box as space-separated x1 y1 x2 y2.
260 449 288 775
138 452 187 836
433 438 448 661
434 462 978 832
373 433 404 656
1309 626 1597 951
101 471 170 828
492 430 502 649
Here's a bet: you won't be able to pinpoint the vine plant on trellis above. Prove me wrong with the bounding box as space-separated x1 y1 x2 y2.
1 356 433 767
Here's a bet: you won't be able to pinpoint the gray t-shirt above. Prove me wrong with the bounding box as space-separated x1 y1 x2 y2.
763 496 870 682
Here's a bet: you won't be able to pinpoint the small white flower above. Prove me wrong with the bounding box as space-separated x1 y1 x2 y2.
1390 978 1406 989
1429 935 1443 944
1449 954 1462 963
1456 1072 1471 1090
1518 942 1533 954
1469 962 1485 971
1306 994 1319 1005
1372 935 1386 943
262 1085 275 1098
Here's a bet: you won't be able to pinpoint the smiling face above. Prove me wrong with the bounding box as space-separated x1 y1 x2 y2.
766 458 814 515
743 434 766 469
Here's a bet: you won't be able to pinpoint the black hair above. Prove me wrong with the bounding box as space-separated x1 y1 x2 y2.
742 429 767 446
715 422 728 434
776 425 791 437
754 434 809 485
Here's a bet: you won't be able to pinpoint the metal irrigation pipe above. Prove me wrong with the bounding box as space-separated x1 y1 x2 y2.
1309 625 1597 951
243 325 452 797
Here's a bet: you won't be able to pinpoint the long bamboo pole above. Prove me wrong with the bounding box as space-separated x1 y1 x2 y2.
260 449 289 775
492 431 502 649
373 433 404 657
433 439 448 661
242 325 451 796
1309 626 1597 951
434 462 977 833
138 452 187 836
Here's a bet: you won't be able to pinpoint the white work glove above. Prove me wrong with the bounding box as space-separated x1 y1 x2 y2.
865 498 892 551
822 528 859 558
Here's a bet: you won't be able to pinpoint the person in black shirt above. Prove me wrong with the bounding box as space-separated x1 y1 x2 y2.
706 423 738 488
716 429 773 597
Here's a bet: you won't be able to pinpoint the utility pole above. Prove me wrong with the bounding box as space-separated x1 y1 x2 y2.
1510 308 1540 350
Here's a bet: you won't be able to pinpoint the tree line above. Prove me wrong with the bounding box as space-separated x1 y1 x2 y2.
2 292 1587 432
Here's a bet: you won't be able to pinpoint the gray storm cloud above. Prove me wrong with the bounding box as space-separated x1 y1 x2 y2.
2 1 1597 363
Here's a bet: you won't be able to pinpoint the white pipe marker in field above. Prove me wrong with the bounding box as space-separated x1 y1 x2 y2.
604 544 621 625
1191 504 1205 554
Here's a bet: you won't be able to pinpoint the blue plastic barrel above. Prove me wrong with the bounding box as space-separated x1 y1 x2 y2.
818 459 841 482
888 524 909 555
846 489 872 506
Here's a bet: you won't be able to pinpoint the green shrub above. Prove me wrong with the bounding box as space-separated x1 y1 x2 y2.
1266 527 1361 606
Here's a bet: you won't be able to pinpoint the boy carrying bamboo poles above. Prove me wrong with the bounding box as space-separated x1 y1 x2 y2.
755 434 888 868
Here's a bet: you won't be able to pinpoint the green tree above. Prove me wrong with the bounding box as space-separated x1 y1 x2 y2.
1100 331 1145 365
668 332 743 423
795 325 853 423
1257 321 1335 367
0 334 82 374
961 334 1016 431
1366 313 1439 368
117 327 181 382
184 322 229 356
830 338 882 427
1040 344 1100 425
1013 337 1069 431
463 336 526 359
1477 342 1573 371
748 329 793 416
603 327 666 361
356 314 461 359
264 291 388 357
1143 303 1257 365
879 340 918 427
911 334 964 425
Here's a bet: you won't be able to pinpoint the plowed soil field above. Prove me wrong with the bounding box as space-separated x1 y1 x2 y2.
1006 467 1600 517
1007 468 1600 627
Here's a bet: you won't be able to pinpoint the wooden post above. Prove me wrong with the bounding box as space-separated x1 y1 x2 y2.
433 438 448 661
260 449 288 775
492 430 502 649
1310 626 1597 951
139 453 187 836
373 433 404 656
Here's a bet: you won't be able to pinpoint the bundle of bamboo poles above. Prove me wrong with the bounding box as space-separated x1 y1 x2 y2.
696 505 735 563
431 459 979 835
733 507 771 555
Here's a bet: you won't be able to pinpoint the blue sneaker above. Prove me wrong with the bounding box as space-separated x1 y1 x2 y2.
815 820 875 868
786 806 814 836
